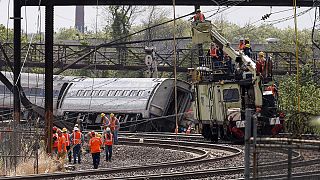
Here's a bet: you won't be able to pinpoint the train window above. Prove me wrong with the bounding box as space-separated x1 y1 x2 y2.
223 89 240 102
0 85 5 93
129 90 138 96
30 88 41 95
23 87 29 95
84 90 91 96
115 90 122 96
107 90 115 96
98 90 106 96
54 90 60 97
76 90 85 96
137 90 144 96
91 90 99 96
122 90 130 96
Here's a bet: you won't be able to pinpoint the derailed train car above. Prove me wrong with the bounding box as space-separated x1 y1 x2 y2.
56 78 192 132
0 71 77 120
0 72 192 132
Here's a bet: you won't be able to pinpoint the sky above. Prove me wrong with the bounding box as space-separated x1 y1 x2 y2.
0 0 317 34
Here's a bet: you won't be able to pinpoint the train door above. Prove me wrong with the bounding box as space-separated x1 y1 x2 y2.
213 85 224 122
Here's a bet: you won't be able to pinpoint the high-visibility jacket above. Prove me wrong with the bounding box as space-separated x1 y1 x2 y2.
256 58 266 77
53 133 58 148
238 43 245 50
58 135 67 153
266 85 277 96
73 131 82 145
104 133 113 146
63 133 70 146
210 47 218 58
89 137 102 154
110 117 119 131
102 116 110 126
193 13 205 22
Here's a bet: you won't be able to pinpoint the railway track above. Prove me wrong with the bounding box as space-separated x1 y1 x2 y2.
1 133 319 179
99 156 320 180
0 137 241 180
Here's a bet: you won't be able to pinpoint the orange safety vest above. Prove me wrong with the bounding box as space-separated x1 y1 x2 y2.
53 133 58 148
256 58 266 76
63 133 70 146
73 131 82 145
210 47 218 58
89 137 102 154
104 133 113 146
58 135 67 153
110 117 118 131
266 85 276 96
193 13 205 22
238 43 245 50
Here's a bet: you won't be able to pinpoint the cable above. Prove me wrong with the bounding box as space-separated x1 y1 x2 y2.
24 0 28 40
293 0 300 113
15 0 42 86
6 0 11 42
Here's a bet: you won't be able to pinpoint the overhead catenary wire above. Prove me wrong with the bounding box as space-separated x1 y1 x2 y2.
15 0 42 86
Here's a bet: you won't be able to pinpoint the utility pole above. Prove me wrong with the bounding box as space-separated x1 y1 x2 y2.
45 2 54 154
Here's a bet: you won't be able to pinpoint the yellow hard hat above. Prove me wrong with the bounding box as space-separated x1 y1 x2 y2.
245 37 250 41
258 51 265 57
110 113 114 117
101 113 105 117
97 133 102 138
62 128 67 132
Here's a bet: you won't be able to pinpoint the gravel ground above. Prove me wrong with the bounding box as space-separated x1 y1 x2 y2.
71 144 244 180
60 142 320 180
71 145 197 171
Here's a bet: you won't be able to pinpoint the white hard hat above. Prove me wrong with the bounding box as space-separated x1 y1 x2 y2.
106 127 111 132
74 124 79 127
74 127 79 131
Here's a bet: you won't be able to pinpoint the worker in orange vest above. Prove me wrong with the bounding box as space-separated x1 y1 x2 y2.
109 113 120 144
193 9 205 23
70 127 84 164
256 51 266 78
52 126 58 155
104 127 113 162
57 130 67 161
238 38 245 51
208 43 221 67
89 131 103 169
101 113 110 126
62 128 71 163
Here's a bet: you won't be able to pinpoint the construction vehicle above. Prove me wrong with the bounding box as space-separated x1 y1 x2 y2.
189 21 284 141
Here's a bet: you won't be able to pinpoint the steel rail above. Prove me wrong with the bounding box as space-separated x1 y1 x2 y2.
101 158 320 180
0 138 241 180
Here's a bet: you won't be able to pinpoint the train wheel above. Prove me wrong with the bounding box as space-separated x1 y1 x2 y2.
220 125 231 141
211 124 219 142
202 124 211 140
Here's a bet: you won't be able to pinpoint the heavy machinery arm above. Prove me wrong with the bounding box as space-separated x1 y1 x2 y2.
210 27 263 107
192 22 262 107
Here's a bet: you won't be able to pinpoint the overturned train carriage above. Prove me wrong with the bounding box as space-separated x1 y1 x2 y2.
0 71 77 121
57 78 192 132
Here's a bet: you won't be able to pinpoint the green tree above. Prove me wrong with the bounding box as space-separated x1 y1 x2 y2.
278 65 320 135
